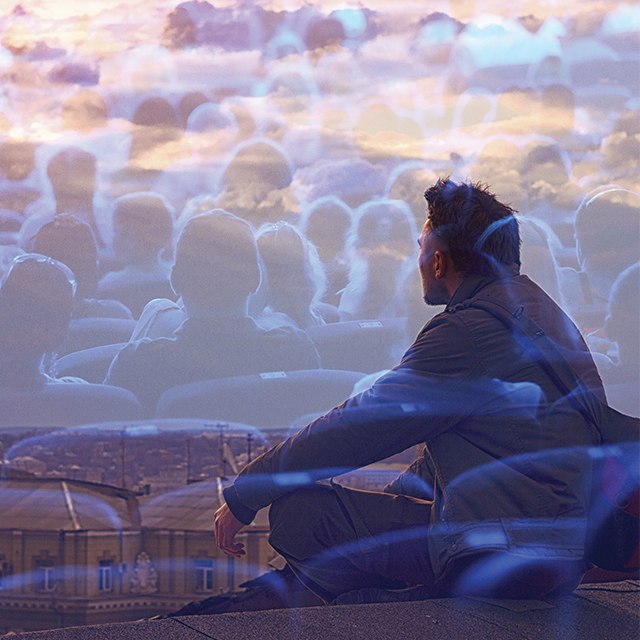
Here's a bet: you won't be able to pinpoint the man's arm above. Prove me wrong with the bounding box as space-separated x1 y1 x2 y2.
220 313 480 524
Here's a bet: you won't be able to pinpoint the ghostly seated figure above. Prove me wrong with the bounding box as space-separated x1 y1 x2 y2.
298 196 353 306
254 221 338 330
572 188 640 332
600 262 640 417
97 192 175 318
339 199 417 321
0 253 80 389
0 253 143 425
105 210 320 413
31 214 132 320
47 147 105 247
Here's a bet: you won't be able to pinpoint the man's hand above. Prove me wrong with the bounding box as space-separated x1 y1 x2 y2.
214 503 246 558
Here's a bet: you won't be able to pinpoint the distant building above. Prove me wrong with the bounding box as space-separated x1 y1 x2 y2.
139 477 272 600
0 475 271 634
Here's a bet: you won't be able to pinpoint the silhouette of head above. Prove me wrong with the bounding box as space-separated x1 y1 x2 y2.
0 254 76 357
171 210 261 315
129 97 181 162
256 221 326 325
47 147 97 207
31 214 99 298
300 196 352 264
0 140 36 181
217 140 294 226
352 199 416 261
575 189 640 303
222 140 292 190
113 192 174 263
423 178 520 277
61 89 108 132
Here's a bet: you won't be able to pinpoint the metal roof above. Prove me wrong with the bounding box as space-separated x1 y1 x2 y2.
139 478 269 531
0 477 140 531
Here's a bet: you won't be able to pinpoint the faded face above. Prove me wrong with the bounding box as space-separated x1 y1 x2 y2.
418 220 449 306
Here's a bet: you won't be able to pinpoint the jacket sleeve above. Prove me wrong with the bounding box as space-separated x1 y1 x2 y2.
223 313 484 522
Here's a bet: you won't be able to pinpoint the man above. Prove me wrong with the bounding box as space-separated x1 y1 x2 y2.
105 209 320 412
214 179 604 601
31 214 132 320
97 192 176 318
0 253 83 388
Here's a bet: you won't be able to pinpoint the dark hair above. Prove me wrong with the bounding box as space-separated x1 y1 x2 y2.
171 209 261 300
0 253 76 355
32 214 98 298
423 178 520 276
114 192 174 255
47 147 96 182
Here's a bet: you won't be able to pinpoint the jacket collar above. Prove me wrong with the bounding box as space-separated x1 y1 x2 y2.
445 264 520 310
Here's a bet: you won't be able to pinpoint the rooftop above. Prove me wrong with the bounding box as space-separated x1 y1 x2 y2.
7 580 640 640
0 476 140 531
139 478 270 531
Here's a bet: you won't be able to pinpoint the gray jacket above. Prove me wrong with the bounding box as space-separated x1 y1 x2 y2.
224 273 604 579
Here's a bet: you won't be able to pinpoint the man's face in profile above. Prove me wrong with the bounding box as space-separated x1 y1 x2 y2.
418 220 449 306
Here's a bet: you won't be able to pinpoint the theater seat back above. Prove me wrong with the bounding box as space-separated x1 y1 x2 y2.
156 369 366 429
0 383 143 427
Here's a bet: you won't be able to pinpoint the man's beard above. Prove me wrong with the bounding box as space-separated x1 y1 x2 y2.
423 294 445 306
422 282 449 306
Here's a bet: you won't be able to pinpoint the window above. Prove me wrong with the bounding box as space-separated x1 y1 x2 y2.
38 565 55 592
0 561 8 591
227 556 235 591
99 560 113 592
194 559 214 592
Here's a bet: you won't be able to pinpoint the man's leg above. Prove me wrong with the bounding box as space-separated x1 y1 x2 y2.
268 482 435 603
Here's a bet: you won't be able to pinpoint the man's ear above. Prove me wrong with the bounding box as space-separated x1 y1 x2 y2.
434 250 447 279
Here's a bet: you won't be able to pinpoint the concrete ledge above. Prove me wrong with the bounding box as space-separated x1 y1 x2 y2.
8 581 640 640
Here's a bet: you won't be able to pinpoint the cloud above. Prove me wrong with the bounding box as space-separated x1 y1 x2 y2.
600 131 640 172
295 157 386 208
48 59 100 85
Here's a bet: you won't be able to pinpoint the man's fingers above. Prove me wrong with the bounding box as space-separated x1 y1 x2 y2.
213 504 246 557
214 519 244 557
221 542 245 558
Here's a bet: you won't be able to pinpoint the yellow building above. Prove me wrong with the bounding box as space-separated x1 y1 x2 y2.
0 475 271 634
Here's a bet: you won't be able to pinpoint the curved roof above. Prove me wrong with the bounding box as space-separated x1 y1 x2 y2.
140 477 269 531
0 476 140 531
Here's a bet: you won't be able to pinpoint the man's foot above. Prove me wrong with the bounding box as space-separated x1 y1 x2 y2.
167 567 324 616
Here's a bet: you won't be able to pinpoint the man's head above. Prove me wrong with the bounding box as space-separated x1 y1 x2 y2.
574 188 640 304
420 178 520 305
0 253 76 357
113 192 174 263
31 214 99 298
171 210 261 316
47 147 97 206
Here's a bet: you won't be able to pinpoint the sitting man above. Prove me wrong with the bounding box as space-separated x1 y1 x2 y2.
0 253 84 388
97 192 175 318
214 178 606 602
30 214 132 320
105 210 320 412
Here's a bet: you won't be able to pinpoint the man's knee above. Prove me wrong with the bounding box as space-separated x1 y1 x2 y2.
269 484 338 557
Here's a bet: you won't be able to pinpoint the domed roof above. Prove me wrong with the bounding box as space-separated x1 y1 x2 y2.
140 477 268 531
0 476 140 531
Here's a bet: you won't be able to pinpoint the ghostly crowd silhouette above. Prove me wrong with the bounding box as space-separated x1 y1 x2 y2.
0 1 638 632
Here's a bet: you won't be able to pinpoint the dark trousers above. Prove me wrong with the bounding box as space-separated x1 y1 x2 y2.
268 483 586 602
268 483 436 603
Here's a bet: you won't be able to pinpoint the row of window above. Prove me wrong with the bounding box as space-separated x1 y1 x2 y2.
0 559 227 593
